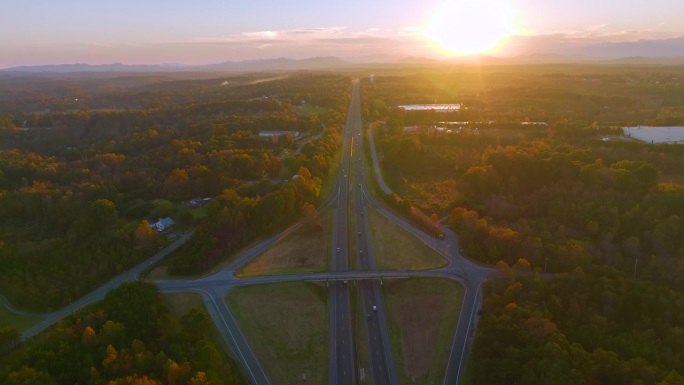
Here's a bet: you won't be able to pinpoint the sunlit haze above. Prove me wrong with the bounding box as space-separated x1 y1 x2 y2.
1 0 683 68
424 0 516 55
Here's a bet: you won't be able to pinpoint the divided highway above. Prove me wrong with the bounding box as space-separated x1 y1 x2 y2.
328 79 358 385
350 81 398 385
16 78 496 385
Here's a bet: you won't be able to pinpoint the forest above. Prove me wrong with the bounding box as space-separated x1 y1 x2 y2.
467 271 684 384
0 281 245 385
0 73 350 312
362 64 684 383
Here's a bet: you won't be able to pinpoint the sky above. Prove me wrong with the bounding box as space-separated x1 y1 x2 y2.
1 0 683 68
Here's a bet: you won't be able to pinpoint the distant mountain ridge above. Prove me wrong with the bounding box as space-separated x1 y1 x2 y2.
3 35 684 73
568 35 684 58
2 62 172 73
1 57 351 73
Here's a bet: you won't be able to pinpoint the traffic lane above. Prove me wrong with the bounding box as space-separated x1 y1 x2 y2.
370 279 399 385
443 280 483 385
331 282 355 385
362 282 391 385
156 267 479 294
330 83 356 385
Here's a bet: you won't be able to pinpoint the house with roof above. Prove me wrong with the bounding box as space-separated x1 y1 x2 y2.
150 217 175 232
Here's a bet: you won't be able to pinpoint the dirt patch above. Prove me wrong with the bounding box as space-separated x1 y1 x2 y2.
161 292 203 317
239 210 331 276
228 282 328 384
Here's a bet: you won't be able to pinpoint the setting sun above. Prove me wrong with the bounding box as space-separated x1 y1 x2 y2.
424 0 516 55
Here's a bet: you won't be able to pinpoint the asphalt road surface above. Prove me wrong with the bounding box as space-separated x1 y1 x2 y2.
327 79 358 385
350 80 399 385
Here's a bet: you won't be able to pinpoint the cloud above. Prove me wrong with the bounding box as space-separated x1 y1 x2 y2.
177 26 425 48
242 31 277 38
167 26 432 56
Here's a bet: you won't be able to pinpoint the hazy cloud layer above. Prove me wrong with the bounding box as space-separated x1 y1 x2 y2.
2 23 684 67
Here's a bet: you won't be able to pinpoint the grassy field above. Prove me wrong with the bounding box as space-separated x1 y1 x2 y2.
227 282 328 385
0 302 43 332
297 105 330 117
383 278 464 385
368 207 446 270
237 208 332 277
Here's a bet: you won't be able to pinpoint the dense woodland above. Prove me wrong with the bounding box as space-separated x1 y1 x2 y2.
363 65 684 383
467 272 684 384
0 73 349 312
0 282 245 385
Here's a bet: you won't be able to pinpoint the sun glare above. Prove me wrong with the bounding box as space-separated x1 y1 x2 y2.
424 0 515 56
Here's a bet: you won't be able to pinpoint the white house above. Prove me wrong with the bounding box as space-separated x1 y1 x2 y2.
150 217 175 232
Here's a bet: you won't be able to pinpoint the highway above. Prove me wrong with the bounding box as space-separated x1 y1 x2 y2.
327 79 358 385
16 79 496 385
349 81 398 385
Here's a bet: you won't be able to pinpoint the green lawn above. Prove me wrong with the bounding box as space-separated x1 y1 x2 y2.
227 282 328 385
297 105 330 117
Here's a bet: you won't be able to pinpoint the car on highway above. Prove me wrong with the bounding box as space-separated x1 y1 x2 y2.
366 313 371 320
372 305 377 311
337 247 341 252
